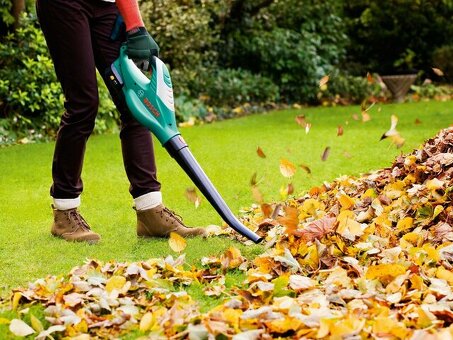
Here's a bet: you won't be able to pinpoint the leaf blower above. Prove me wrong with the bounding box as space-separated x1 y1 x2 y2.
107 46 263 244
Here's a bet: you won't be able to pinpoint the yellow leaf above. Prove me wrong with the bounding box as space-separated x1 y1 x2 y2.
105 275 127 294
279 159 296 178
30 314 44 332
223 308 242 332
0 318 10 325
338 194 355 210
265 317 303 333
366 264 406 283
396 217 413 232
140 312 153 332
372 316 409 338
12 292 21 311
337 210 363 241
169 232 187 253
436 267 453 285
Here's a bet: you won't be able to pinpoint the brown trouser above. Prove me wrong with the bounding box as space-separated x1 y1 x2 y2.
36 0 161 199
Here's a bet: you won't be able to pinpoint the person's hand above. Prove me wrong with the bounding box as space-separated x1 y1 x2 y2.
125 27 159 71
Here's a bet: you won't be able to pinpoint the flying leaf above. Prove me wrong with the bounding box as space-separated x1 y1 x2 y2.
250 172 257 186
380 115 405 148
295 114 307 127
337 125 344 136
280 159 296 178
321 147 331 161
299 164 311 174
169 232 187 253
185 187 201 208
256 147 266 158
252 185 263 203
432 67 444 76
367 72 374 83
261 203 273 218
287 183 294 195
9 319 35 337
415 118 422 125
361 111 371 122
319 75 330 88
305 123 312 134
352 114 359 121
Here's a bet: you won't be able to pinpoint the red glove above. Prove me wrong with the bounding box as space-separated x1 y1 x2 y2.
116 0 144 32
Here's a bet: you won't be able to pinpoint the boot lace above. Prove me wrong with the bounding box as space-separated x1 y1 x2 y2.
68 210 92 231
162 207 184 223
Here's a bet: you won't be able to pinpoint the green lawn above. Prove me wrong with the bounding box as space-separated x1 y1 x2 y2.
0 100 451 295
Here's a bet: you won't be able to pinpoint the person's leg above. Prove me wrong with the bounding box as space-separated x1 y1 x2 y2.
90 3 161 202
90 4 205 238
37 0 100 242
37 0 99 204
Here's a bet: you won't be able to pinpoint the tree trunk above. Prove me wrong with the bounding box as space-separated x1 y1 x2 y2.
11 0 25 29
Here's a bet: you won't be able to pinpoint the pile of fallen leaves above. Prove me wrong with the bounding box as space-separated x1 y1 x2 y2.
2 127 453 339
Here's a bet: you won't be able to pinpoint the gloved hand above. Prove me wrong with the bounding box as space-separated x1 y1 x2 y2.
125 27 159 71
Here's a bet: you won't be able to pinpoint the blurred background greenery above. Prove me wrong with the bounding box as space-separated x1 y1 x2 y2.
1 0 452 144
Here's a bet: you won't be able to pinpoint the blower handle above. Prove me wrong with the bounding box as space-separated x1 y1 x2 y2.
165 136 263 244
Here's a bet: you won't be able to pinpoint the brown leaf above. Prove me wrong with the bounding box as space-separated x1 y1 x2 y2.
287 183 294 195
352 114 359 121
256 147 266 158
280 159 296 178
415 118 422 125
337 125 344 136
298 216 336 242
321 147 331 161
319 75 330 88
432 67 444 76
250 172 257 186
169 232 187 253
299 164 311 174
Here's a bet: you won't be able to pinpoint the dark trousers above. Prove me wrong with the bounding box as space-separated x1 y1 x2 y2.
36 0 161 199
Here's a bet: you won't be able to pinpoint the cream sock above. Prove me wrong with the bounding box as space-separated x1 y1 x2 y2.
53 196 80 210
134 191 162 211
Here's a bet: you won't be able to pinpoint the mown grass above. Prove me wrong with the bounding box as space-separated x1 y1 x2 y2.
0 100 451 302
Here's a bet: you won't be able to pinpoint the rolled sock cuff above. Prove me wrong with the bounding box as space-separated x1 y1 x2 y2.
53 196 81 210
134 191 162 211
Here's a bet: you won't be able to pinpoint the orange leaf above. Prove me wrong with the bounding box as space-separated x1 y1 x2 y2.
280 159 296 178
367 72 374 83
337 125 344 136
295 114 307 127
261 203 273 218
251 185 263 203
169 232 187 253
319 75 330 87
277 206 299 232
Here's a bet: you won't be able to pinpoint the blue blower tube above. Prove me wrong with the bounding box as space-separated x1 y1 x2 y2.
164 135 263 244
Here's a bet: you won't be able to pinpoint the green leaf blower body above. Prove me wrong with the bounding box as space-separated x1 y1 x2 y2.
109 46 262 243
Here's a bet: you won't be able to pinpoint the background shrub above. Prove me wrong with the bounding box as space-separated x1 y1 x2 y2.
432 45 453 83
0 13 118 144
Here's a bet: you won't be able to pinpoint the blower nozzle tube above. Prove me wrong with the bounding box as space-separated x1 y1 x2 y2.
165 136 263 244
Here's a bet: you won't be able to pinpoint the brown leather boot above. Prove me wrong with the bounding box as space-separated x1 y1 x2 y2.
136 204 206 238
51 205 100 244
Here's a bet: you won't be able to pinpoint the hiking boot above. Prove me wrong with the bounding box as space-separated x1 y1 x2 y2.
51 205 100 244
136 204 206 238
